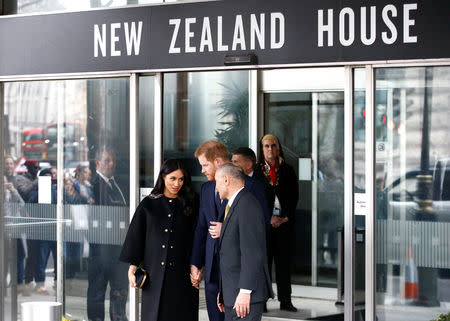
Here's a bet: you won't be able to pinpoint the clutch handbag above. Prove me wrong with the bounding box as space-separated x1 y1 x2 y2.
134 267 148 289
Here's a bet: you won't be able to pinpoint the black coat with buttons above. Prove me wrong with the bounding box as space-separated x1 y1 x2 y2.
119 193 199 321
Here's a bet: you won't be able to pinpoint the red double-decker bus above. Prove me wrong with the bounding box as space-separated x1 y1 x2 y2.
21 122 86 164
21 128 44 160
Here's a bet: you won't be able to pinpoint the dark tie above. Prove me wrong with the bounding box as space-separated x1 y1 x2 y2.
109 178 126 205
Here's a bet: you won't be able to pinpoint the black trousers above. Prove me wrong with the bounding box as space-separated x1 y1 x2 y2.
267 222 293 303
24 239 38 284
205 255 225 321
87 245 128 321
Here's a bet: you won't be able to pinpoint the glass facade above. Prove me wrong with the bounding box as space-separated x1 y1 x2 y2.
375 67 450 320
0 67 449 321
139 76 155 189
2 78 130 321
162 71 249 191
264 92 345 287
1 66 449 321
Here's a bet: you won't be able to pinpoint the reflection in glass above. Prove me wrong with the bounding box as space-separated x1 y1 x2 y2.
2 78 130 321
354 68 366 194
375 67 450 320
264 91 344 287
163 71 249 192
316 93 344 287
139 76 155 188
353 68 366 313
66 78 130 321
3 82 62 321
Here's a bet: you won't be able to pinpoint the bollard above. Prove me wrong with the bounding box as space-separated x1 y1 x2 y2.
21 301 62 321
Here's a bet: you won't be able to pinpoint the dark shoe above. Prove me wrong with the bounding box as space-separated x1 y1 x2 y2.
263 303 268 313
280 301 297 312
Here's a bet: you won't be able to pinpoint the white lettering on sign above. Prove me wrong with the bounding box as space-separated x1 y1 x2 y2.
250 13 265 50
339 7 355 46
361 6 376 45
318 3 418 47
169 19 181 53
124 21 143 55
318 9 333 47
94 24 107 57
232 15 246 50
200 17 213 52
403 3 418 43
168 13 285 54
94 21 143 57
111 23 121 56
185 18 197 53
217 16 229 51
382 5 398 44
270 12 285 49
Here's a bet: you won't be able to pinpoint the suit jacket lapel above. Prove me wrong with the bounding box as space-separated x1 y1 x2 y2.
219 189 244 247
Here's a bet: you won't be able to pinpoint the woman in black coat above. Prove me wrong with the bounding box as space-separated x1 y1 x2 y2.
119 159 199 321
254 134 299 312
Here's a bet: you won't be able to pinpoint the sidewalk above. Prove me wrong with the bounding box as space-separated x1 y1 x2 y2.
4 277 449 321
198 290 344 321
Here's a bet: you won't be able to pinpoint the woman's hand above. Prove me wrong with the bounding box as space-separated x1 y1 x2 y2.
270 216 288 228
190 265 203 289
128 265 138 289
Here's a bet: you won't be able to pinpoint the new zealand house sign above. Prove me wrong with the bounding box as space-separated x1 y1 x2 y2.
0 0 449 76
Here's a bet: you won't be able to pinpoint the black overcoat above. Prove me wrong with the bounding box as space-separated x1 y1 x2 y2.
119 194 199 321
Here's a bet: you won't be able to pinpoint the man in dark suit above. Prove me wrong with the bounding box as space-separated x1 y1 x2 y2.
215 163 273 321
87 148 128 321
231 147 257 177
190 141 269 321
232 147 271 230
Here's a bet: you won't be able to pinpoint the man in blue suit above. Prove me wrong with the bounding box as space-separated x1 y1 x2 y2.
190 141 269 321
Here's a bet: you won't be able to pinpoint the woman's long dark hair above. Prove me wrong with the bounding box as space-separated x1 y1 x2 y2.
151 159 196 216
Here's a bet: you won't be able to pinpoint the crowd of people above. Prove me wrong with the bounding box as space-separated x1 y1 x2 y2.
3 133 299 321
3 149 128 309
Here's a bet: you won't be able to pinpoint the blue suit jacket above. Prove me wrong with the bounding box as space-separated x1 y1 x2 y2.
190 175 270 283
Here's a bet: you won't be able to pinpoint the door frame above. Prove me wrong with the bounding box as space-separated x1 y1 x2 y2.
256 67 351 301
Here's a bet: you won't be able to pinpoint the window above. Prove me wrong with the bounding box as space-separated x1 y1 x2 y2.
2 78 130 321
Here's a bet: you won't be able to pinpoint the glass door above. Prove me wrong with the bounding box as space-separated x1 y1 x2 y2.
2 78 131 321
374 66 450 321
261 68 345 295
